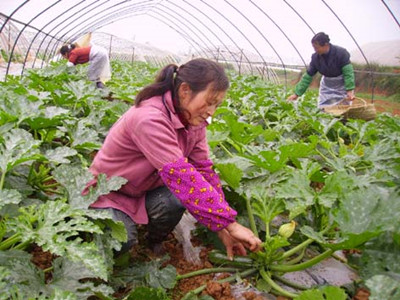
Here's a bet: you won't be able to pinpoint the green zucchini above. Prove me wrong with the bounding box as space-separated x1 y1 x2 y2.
208 250 255 268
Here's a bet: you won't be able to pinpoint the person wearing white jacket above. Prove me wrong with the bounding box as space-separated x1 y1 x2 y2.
60 43 111 88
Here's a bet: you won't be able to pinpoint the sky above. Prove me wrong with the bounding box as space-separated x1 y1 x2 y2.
1 0 399 65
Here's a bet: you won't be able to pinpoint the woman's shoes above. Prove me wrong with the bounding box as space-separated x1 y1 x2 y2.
96 81 105 89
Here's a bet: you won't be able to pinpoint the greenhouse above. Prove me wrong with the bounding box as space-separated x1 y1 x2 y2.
0 1 399 300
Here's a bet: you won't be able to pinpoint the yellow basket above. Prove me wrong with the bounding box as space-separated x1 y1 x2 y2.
323 97 377 121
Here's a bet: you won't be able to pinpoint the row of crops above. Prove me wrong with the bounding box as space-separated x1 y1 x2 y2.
0 60 399 300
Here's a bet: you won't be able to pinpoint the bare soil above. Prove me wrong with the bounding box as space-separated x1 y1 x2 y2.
30 232 371 300
370 98 400 116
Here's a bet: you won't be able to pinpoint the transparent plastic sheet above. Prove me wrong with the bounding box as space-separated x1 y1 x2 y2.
173 211 203 265
230 282 277 300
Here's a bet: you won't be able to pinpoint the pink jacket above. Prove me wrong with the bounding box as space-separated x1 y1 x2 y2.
89 91 213 224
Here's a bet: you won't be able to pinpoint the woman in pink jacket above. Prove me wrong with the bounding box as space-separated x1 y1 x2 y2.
88 58 261 258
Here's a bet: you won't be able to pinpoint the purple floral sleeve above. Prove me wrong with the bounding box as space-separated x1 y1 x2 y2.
191 159 225 198
159 157 236 231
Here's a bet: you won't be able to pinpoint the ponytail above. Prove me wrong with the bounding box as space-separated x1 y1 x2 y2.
135 64 178 105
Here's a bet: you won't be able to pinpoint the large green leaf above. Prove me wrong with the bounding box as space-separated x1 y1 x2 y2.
0 189 22 209
147 264 177 289
70 120 101 150
366 275 400 300
25 106 70 130
44 147 78 165
317 170 357 208
335 186 400 234
49 257 114 298
52 164 127 210
0 128 42 174
356 232 400 279
10 201 107 280
215 161 243 189
126 287 170 300
297 286 347 300
275 167 316 219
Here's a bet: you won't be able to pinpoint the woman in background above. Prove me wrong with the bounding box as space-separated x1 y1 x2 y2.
288 32 355 108
60 43 111 88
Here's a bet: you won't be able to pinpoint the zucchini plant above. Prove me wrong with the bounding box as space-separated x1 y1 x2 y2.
177 75 400 299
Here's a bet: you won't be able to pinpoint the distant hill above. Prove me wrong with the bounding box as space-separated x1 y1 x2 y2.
350 40 400 66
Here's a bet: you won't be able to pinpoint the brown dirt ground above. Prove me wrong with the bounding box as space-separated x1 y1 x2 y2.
28 95 396 299
30 227 371 300
370 99 400 116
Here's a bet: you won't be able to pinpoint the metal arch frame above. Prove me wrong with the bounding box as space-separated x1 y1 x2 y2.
68 3 215 59
0 0 398 88
56 5 210 60
31 0 103 70
40 0 137 67
179 0 243 67
321 0 370 66
250 0 308 69
6 0 104 75
0 0 29 35
46 5 159 62
146 12 208 60
282 0 316 35
4 0 62 78
381 0 400 28
146 6 212 58
223 0 288 85
164 1 243 69
165 1 232 63
170 0 243 68
0 0 317 73
21 0 88 75
51 3 244 68
157 1 231 63
197 0 255 73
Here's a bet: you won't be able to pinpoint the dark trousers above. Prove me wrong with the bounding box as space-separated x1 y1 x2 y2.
105 186 185 253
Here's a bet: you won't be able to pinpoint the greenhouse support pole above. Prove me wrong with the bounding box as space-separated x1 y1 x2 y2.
109 35 113 57
239 49 243 76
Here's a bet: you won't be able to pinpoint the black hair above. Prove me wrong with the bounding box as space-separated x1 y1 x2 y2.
60 43 77 55
311 32 330 46
135 58 229 108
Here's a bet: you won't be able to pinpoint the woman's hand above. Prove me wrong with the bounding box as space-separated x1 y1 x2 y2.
217 222 262 260
287 94 299 101
346 90 355 100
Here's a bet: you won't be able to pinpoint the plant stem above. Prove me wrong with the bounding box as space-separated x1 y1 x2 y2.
284 248 305 265
176 267 240 280
0 233 21 250
245 196 258 238
271 249 334 272
0 170 6 190
43 266 54 273
280 238 313 260
218 142 234 158
14 240 30 250
260 268 298 298
272 274 308 291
